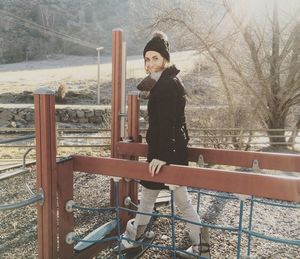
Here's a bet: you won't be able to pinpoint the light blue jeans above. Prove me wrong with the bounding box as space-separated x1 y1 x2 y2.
134 186 201 245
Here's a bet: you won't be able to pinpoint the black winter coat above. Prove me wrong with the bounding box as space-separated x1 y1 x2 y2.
141 65 190 190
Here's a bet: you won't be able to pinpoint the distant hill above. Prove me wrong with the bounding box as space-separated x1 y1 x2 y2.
0 0 202 64
0 0 146 63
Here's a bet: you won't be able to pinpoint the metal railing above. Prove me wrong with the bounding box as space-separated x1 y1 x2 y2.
0 127 299 149
0 148 44 210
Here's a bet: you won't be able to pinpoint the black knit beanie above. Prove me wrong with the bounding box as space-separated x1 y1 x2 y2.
143 31 170 61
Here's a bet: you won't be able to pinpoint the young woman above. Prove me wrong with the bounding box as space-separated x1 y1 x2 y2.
120 31 204 258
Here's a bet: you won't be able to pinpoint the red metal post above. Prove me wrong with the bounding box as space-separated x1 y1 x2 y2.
34 88 58 259
115 93 140 226
111 28 123 159
110 29 141 230
110 29 123 207
126 93 140 206
127 93 140 143
57 159 74 259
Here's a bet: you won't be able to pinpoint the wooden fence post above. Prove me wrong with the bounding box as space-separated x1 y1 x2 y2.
57 159 74 259
34 87 58 259
110 29 140 231
110 29 123 207
127 93 140 207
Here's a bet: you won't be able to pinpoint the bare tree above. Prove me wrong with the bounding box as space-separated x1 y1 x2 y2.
223 0 300 147
142 0 300 148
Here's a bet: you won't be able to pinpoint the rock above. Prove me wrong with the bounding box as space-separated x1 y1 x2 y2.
60 111 70 122
78 118 88 123
85 110 94 118
94 110 103 117
0 109 13 121
13 114 21 121
0 120 10 127
161 235 169 241
88 117 97 123
68 110 77 119
25 112 34 122
10 121 17 128
76 110 85 118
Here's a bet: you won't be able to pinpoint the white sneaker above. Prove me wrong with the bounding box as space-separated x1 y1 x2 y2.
120 232 140 249
113 219 149 254
112 232 140 254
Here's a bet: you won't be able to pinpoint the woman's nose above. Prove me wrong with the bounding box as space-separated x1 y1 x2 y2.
146 63 153 70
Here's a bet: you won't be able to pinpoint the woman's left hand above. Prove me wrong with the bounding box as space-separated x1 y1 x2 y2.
149 159 166 177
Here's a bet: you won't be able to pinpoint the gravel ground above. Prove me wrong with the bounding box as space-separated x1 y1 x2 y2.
1 161 299 259
1 52 299 258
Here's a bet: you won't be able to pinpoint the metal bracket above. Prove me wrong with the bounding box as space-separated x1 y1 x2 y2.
123 196 138 208
113 177 121 182
197 155 205 167
121 137 133 143
65 232 76 245
118 112 127 117
65 200 75 213
38 188 44 206
233 193 249 201
252 159 261 173
124 196 132 206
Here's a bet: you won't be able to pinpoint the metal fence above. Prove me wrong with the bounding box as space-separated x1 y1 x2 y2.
0 127 299 150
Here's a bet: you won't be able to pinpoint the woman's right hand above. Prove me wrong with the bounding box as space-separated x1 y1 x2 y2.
149 159 166 177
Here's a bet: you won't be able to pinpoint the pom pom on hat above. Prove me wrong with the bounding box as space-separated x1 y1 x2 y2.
152 31 168 41
143 31 170 61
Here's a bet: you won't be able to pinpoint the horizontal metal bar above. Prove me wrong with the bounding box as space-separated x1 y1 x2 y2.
0 145 110 148
188 128 297 132
56 156 74 164
243 229 300 246
1 127 298 133
0 145 36 148
190 134 297 138
57 145 110 148
0 168 29 181
0 190 44 211
0 160 36 173
191 141 299 144
0 128 111 133
0 134 35 144
58 136 110 139
191 142 299 145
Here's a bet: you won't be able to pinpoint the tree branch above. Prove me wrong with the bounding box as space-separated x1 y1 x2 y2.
223 0 268 92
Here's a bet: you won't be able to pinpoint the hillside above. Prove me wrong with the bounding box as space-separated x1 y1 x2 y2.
0 0 141 63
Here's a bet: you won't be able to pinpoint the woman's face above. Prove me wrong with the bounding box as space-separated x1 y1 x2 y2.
144 51 165 74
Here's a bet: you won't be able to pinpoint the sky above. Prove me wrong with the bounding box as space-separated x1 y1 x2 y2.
231 0 300 18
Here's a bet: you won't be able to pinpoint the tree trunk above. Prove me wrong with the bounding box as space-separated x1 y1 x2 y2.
267 115 286 147
267 0 286 148
288 119 300 149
